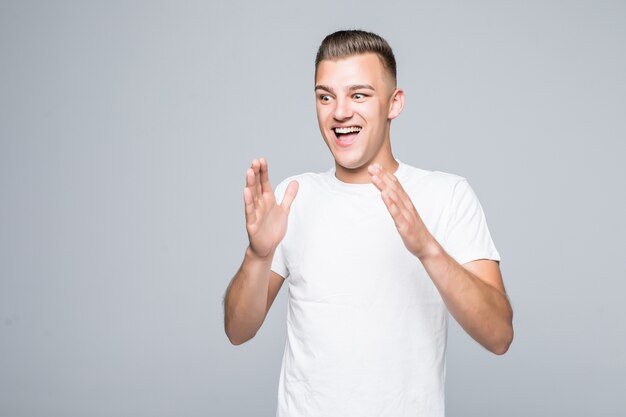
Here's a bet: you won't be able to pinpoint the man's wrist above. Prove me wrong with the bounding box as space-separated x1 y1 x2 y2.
245 245 275 264
416 238 445 264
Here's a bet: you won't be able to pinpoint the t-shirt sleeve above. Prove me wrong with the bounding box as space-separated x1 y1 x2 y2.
270 180 289 279
444 179 501 265
271 241 288 279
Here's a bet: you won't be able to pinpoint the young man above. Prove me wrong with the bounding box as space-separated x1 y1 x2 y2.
224 30 513 417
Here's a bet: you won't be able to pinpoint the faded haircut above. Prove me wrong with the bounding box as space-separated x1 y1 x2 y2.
315 30 397 85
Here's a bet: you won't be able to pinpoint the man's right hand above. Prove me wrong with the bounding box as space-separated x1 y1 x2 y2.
244 158 299 259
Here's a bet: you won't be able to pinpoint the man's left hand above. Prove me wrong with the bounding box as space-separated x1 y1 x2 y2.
368 163 439 260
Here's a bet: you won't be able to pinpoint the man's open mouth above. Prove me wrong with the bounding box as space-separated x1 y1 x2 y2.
333 126 362 146
334 126 362 135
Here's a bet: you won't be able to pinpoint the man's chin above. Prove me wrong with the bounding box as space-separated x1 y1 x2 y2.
335 160 368 173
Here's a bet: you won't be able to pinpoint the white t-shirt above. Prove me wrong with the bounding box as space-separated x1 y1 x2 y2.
271 161 500 417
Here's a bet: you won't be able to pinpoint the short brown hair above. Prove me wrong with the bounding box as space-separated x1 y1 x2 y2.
315 30 397 85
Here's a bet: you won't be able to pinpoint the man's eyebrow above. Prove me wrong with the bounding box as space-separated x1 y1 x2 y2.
314 84 376 93
348 84 375 91
314 85 334 93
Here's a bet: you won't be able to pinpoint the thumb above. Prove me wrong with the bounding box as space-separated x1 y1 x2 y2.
280 180 299 211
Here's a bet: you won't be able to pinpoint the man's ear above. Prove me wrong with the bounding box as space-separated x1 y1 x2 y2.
388 88 405 120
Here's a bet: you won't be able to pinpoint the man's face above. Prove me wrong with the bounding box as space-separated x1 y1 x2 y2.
315 53 403 182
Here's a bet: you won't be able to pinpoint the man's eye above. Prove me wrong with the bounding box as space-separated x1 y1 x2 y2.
319 95 332 102
353 93 366 100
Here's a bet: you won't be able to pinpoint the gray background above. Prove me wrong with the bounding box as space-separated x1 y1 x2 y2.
1 0 624 416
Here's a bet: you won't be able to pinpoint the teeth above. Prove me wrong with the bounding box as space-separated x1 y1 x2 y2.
334 126 362 134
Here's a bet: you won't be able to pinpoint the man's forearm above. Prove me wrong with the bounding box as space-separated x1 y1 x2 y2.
367 164 513 354
420 242 513 355
224 248 274 345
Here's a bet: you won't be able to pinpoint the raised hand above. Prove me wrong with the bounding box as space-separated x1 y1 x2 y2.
244 158 299 259
368 163 437 260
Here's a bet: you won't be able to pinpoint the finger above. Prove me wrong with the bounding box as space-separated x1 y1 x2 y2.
245 167 258 200
368 164 393 195
380 182 410 223
368 164 384 189
378 167 413 212
381 189 406 230
373 168 415 228
253 160 262 197
369 165 402 206
370 172 385 192
380 174 404 205
259 158 273 194
368 164 392 194
243 187 256 225
251 159 262 200
280 180 299 211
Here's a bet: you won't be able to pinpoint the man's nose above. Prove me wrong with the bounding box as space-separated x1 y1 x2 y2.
333 98 353 121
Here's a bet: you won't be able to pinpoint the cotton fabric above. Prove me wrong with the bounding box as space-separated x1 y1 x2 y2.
271 161 500 417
